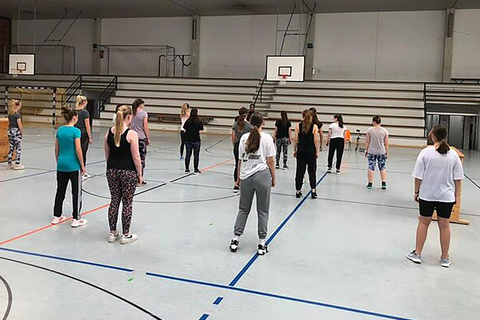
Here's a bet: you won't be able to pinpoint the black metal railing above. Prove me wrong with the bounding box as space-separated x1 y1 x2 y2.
98 76 118 111
158 54 192 77
64 75 83 104
253 75 267 106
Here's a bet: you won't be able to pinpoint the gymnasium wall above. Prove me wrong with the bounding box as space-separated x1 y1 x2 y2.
313 11 445 81
451 9 480 79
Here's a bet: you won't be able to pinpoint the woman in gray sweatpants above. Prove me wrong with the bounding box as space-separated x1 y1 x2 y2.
230 112 276 255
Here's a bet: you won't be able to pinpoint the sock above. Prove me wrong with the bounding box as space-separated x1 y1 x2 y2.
259 239 266 246
233 235 239 241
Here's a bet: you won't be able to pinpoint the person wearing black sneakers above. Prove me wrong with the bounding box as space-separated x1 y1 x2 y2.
274 110 292 170
293 110 320 199
232 107 252 192
183 108 204 173
229 112 276 255
365 115 389 190
326 114 347 174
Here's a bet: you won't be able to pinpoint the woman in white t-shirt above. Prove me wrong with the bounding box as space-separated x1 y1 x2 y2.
326 114 347 174
229 112 276 256
407 125 463 268
179 103 190 160
365 115 389 189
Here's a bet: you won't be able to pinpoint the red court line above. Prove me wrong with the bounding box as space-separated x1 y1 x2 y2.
0 159 233 247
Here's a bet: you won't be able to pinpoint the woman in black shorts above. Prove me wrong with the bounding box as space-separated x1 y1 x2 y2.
407 125 463 268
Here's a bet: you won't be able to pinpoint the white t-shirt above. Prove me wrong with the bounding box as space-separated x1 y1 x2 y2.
366 126 388 155
329 122 347 139
239 131 276 180
412 146 464 202
181 116 189 132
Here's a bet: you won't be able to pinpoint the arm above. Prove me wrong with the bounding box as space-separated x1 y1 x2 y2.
293 124 299 157
313 125 320 158
414 178 422 202
85 118 93 144
365 132 371 157
236 159 242 186
273 127 278 143
128 131 143 182
143 116 150 145
231 129 236 145
17 118 23 135
384 133 389 158
266 156 276 187
319 128 323 150
326 129 332 146
454 180 461 203
104 131 110 162
55 138 59 162
75 138 86 175
288 127 292 144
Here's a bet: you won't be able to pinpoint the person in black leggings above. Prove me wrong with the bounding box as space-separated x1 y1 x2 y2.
183 108 204 173
232 107 251 192
327 114 347 174
294 109 320 199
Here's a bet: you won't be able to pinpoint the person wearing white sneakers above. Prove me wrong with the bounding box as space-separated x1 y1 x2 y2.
407 125 463 268
179 103 190 161
7 99 25 170
52 107 87 228
104 105 143 244
74 95 93 179
326 114 347 174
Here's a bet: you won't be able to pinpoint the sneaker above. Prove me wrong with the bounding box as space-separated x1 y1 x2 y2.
257 244 269 255
194 169 201 174
406 250 422 264
382 182 387 190
13 164 25 170
275 164 280 169
233 185 240 193
283 165 289 170
311 191 317 199
137 182 145 187
327 167 332 173
71 219 88 228
440 257 451 268
296 191 302 198
180 156 184 161
120 234 138 244
366 183 373 189
336 169 341 175
185 169 190 173
108 232 121 243
142 181 147 185
51 216 67 225
229 239 239 252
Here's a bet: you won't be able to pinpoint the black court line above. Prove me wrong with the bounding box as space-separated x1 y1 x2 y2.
465 174 480 191
0 274 12 320
0 255 163 320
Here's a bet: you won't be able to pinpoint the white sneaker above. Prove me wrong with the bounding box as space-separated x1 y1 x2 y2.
257 244 269 255
51 216 67 225
71 219 88 228
440 257 451 268
120 234 138 244
406 250 422 264
108 232 121 243
13 164 25 170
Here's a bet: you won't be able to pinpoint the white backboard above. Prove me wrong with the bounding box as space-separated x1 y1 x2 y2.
9 54 35 75
266 55 305 82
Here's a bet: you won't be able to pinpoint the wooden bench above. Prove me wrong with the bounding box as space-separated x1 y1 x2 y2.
148 113 214 125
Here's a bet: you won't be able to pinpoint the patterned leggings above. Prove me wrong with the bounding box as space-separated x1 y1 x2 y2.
106 168 137 235
8 128 22 165
276 137 289 166
139 138 147 175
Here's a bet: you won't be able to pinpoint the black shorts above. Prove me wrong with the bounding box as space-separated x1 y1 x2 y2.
419 199 455 219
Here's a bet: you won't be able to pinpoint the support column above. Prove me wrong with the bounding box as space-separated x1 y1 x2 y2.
92 18 102 75
442 8 455 82
190 15 200 77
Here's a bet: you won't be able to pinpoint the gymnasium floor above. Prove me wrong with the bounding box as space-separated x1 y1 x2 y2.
1 126 479 320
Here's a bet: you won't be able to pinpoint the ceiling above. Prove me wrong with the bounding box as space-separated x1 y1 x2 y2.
1 0 479 19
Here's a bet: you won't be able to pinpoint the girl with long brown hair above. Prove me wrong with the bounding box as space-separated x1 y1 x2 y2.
274 110 292 169
294 109 320 199
327 114 347 174
230 112 276 255
231 107 252 191
104 105 143 244
183 107 204 173
130 98 150 186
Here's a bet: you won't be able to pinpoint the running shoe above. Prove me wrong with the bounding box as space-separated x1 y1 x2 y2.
440 257 451 268
108 232 121 243
382 182 387 190
275 164 280 169
257 244 269 255
13 164 25 170
229 239 239 252
185 169 190 173
71 219 88 228
366 183 373 189
283 165 289 170
406 250 422 264
233 185 240 193
194 169 201 174
180 156 184 161
327 167 332 173
51 216 67 225
336 170 341 175
311 191 317 199
120 234 138 244
296 191 302 198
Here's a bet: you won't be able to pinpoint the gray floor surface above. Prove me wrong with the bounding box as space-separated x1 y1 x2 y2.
0 126 479 320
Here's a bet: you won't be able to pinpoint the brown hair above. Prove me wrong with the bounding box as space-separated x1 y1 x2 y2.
61 106 77 122
237 107 248 131
302 109 313 134
114 105 132 147
132 98 145 116
431 125 450 154
180 103 190 118
245 112 263 154
8 99 20 116
334 114 344 128
372 115 381 124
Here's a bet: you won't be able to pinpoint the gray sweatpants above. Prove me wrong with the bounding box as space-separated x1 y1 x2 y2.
234 169 272 239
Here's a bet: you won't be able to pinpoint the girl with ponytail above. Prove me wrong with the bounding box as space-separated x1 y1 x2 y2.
408 125 464 268
74 95 92 178
104 105 143 245
273 110 292 169
130 98 149 185
230 112 276 256
231 107 252 191
7 99 24 170
326 113 347 174
293 109 320 199
179 103 190 160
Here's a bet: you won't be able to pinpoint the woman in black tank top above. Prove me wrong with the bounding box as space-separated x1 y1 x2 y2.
294 109 320 199
104 105 143 245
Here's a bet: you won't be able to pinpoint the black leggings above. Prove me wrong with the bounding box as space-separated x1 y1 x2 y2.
328 138 344 170
80 133 89 166
53 170 82 220
295 149 317 190
233 141 240 182
180 131 186 157
185 141 201 171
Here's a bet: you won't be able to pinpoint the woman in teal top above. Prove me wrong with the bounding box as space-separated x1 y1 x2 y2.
52 107 87 228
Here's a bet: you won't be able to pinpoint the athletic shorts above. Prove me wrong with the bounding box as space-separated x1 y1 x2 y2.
367 153 387 171
419 199 455 219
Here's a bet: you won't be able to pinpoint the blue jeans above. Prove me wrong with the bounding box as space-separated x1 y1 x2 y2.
185 141 201 171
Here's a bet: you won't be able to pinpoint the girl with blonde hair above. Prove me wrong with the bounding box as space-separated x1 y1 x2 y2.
74 95 93 178
179 103 190 160
7 99 25 170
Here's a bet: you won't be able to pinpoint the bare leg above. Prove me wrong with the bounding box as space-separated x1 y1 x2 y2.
437 217 451 259
367 169 374 183
380 169 387 182
415 216 432 255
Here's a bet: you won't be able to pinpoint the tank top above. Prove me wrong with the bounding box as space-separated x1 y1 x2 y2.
298 121 315 151
107 128 136 171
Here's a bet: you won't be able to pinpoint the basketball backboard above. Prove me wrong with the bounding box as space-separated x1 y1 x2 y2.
266 55 305 82
9 54 35 75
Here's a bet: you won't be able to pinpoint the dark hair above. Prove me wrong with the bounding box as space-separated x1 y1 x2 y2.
302 109 313 134
245 112 263 154
372 115 381 124
237 107 248 131
309 107 320 126
334 114 344 128
249 104 255 110
132 98 145 116
431 125 450 154
61 106 77 122
189 107 201 124
280 110 289 126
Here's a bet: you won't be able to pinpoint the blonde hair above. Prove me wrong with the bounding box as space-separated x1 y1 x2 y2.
180 103 190 118
114 105 132 147
75 95 87 110
8 99 20 116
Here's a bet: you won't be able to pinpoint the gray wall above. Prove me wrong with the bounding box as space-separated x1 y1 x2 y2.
452 9 480 79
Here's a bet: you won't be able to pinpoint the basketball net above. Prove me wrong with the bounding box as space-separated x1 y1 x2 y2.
279 74 288 86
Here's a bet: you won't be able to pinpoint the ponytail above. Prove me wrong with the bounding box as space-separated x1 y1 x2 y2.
302 109 312 134
75 95 87 110
245 112 263 154
8 99 20 116
114 105 132 147
437 139 450 154
237 107 248 131
61 106 77 122
431 125 450 154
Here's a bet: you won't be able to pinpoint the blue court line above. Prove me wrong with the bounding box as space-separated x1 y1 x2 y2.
0 247 415 320
198 314 209 320
228 172 328 287
213 297 223 305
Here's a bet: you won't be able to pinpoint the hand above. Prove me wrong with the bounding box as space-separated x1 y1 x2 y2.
138 175 144 184
365 152 368 158
146 138 151 145
81 166 86 176
319 146 323 152
414 193 419 202
326 141 329 147
235 179 240 187
315 152 319 159
89 138 93 144
271 177 276 187
294 151 297 158
288 138 292 145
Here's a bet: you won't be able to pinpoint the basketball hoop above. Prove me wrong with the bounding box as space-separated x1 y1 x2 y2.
279 74 288 86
